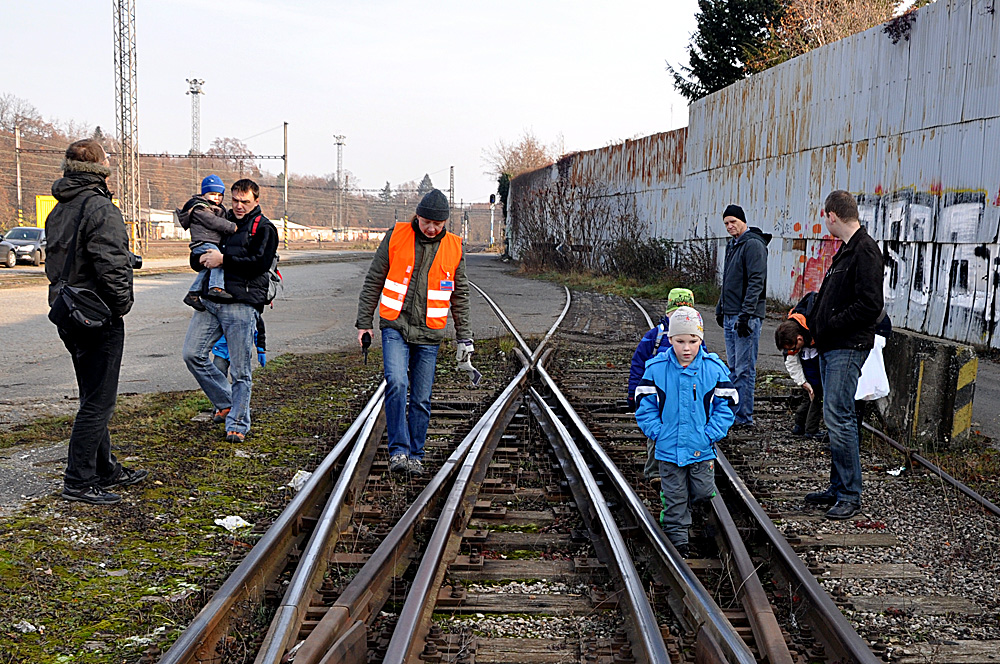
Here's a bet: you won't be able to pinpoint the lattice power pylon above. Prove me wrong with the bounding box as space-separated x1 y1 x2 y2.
114 0 141 253
186 78 204 155
334 135 345 228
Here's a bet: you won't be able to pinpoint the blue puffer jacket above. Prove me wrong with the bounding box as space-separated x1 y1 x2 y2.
628 317 670 404
634 347 738 466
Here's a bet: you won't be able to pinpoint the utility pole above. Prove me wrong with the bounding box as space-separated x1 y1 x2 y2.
283 122 289 250
114 0 141 254
186 78 204 193
333 135 345 229
449 165 455 215
14 123 23 224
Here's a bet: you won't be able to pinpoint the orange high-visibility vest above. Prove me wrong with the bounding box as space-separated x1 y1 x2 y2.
379 222 463 329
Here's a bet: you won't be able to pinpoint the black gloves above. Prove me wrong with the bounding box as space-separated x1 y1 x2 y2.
716 313 724 328
737 314 752 338
627 397 636 413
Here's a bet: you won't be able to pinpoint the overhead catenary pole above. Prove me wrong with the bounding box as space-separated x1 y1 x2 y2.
449 165 454 214
283 122 288 250
113 0 142 254
14 123 23 224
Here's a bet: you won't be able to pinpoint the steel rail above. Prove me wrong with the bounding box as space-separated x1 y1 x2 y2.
469 282 570 367
715 450 881 664
292 365 531 664
254 399 386 663
709 494 794 664
534 364 756 664
631 296 654 329
468 280 534 361
528 386 671 664
160 381 386 664
862 422 1000 519
381 380 528 662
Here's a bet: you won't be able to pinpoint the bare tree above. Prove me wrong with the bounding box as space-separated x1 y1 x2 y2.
482 129 557 180
206 136 256 175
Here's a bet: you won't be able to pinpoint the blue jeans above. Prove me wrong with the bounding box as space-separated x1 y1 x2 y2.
723 314 761 424
381 327 439 460
190 242 225 291
182 300 257 434
819 348 869 505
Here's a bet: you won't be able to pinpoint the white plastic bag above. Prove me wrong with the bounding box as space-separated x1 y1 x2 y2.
856 334 890 401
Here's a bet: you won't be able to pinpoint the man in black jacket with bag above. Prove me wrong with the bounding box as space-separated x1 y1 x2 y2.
45 139 148 505
805 190 884 520
182 179 278 444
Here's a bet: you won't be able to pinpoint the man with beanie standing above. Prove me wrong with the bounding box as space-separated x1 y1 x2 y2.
356 188 473 477
45 139 148 505
804 190 884 520
634 306 737 557
715 204 771 428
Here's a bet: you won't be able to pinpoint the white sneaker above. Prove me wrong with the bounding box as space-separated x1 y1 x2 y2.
407 458 424 477
389 454 408 473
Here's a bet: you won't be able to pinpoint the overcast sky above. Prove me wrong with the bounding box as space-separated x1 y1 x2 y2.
3 1 699 205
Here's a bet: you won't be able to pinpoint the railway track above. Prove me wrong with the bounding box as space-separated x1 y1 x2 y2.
154 289 1000 664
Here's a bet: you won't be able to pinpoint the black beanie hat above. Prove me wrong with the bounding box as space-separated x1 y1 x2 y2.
416 189 450 221
723 204 746 223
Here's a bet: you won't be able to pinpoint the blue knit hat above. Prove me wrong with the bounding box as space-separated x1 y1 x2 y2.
201 174 225 195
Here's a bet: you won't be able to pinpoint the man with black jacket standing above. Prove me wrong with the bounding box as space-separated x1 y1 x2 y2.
46 139 148 505
182 179 278 444
714 204 771 428
805 190 884 520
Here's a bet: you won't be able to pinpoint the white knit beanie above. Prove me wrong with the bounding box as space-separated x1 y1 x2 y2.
668 306 704 339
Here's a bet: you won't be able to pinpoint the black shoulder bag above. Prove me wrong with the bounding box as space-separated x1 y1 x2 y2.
48 198 113 331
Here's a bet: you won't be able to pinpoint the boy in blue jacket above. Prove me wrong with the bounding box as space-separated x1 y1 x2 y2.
627 288 697 489
634 307 738 557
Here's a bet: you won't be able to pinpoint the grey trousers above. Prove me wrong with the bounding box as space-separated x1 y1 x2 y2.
659 459 717 549
644 438 658 479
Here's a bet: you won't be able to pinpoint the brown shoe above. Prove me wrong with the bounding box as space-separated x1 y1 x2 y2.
212 408 231 424
208 287 233 300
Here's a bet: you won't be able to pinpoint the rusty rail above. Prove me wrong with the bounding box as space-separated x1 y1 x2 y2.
159 381 386 664
715 450 881 664
534 363 756 664
863 422 1000 519
529 386 672 664
253 396 386 663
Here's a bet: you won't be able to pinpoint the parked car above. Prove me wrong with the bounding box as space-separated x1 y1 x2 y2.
0 227 46 267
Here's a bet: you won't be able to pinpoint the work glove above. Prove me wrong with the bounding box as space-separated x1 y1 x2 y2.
737 314 752 338
627 397 636 413
456 339 474 363
455 339 482 386
257 349 267 367
716 313 724 328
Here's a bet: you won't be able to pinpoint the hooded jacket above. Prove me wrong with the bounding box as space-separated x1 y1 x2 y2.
716 227 772 319
191 205 278 309
355 219 472 344
176 195 236 246
634 347 738 467
807 226 884 352
783 292 821 389
44 162 133 318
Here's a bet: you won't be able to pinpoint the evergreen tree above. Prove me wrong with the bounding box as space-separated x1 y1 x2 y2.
667 0 783 101
417 174 434 197
379 181 393 203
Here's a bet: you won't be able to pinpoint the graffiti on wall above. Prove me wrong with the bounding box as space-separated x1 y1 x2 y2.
786 189 996 345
